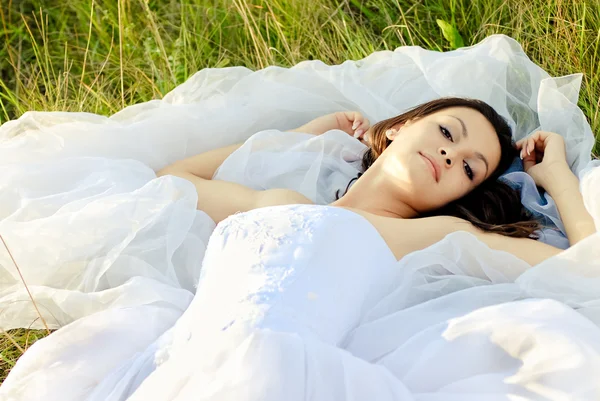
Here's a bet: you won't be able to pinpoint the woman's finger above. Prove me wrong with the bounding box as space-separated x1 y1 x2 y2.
531 131 558 148
517 144 526 159
519 131 560 159
352 112 366 130
516 138 529 157
522 146 537 171
518 138 529 160
362 118 370 129
534 135 549 153
527 137 535 156
531 131 558 154
364 131 370 143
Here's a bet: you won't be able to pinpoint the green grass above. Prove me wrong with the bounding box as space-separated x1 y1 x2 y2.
0 329 48 383
0 0 599 382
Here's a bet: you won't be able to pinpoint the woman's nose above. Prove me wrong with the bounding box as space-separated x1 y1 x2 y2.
439 148 455 167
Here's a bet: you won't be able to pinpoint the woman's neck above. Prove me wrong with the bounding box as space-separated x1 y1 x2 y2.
331 166 418 219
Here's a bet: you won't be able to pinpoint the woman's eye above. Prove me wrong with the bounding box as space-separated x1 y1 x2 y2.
464 161 474 181
440 126 453 141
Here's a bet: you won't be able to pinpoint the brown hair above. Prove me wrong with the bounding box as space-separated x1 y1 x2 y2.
344 97 541 238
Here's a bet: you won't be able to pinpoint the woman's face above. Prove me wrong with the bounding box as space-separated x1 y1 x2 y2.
378 106 503 212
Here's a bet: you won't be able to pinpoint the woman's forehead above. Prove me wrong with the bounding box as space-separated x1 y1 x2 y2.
432 106 486 119
433 107 496 133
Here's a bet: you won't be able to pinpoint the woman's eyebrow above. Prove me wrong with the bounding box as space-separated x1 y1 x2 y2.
476 152 489 176
449 115 467 138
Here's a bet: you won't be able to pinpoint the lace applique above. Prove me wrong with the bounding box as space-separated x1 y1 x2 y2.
215 204 326 252
210 204 329 327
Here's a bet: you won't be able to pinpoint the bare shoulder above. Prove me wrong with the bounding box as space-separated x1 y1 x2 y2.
365 212 560 266
366 214 476 259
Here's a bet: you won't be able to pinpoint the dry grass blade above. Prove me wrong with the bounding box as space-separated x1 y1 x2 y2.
0 235 50 335
0 329 24 354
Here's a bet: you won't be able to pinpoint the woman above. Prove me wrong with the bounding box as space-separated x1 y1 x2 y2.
158 97 595 266
132 97 599 400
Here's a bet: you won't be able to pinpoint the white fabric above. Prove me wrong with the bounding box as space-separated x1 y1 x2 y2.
0 34 599 399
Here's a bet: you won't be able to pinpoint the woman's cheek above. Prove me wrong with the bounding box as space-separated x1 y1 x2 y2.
445 182 469 204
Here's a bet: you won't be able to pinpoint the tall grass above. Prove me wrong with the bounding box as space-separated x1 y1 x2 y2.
0 0 599 381
1 0 599 150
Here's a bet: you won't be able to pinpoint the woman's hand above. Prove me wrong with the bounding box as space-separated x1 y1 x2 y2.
517 131 596 246
289 111 370 142
335 111 371 143
516 131 569 191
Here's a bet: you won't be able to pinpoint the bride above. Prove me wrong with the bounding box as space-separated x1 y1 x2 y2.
129 96 599 400
158 97 595 264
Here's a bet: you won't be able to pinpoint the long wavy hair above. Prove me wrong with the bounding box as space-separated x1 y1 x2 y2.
339 97 541 238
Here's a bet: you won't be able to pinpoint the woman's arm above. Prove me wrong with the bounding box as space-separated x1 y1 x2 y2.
160 110 366 179
165 110 369 179
472 229 562 265
290 111 370 142
430 131 596 267
379 215 562 266
517 131 596 246
541 166 596 245
447 131 595 266
156 110 366 222
157 145 311 223
158 143 243 180
156 110 371 223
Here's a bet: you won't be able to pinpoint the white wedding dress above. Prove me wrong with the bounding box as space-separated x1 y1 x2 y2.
2 35 600 400
13 204 600 400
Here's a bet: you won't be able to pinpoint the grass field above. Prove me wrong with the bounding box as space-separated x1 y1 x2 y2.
1 0 599 382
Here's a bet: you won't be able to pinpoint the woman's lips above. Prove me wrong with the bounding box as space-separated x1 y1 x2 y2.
420 152 440 182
